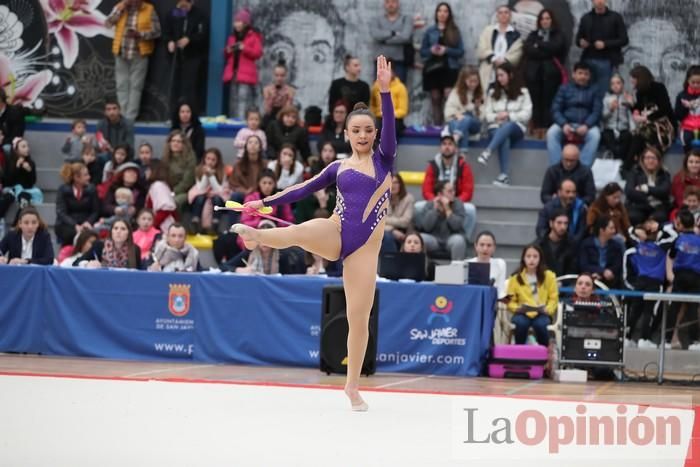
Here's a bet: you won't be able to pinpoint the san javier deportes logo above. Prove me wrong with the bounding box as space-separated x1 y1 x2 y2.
410 296 465 346
168 284 191 317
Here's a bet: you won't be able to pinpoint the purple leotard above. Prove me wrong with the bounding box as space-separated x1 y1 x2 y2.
262 92 397 260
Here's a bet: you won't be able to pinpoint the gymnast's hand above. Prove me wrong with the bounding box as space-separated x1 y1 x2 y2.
377 55 392 93
243 199 265 211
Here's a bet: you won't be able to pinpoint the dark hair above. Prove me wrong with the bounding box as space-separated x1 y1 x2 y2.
678 208 696 229
434 2 460 47
683 66 700 89
0 87 6 104
573 62 591 73
392 173 407 201
148 159 170 184
679 148 700 179
168 222 187 233
171 99 202 128
324 100 349 131
630 65 654 92
72 119 87 130
515 244 546 286
14 206 47 231
346 101 376 127
593 214 614 236
433 180 448 196
601 182 623 197
684 185 700 199
276 104 299 121
537 8 558 31
108 219 138 269
548 208 569 223
136 208 155 220
111 144 132 167
258 168 277 184
274 143 300 180
474 230 497 246
343 54 358 71
74 229 98 253
196 147 225 182
401 230 425 253
237 135 266 178
104 97 120 108
492 62 524 101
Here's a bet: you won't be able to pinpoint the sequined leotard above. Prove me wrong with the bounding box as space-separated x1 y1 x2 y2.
262 93 397 260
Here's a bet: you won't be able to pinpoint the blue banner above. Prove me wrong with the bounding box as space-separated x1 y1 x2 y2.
0 266 496 376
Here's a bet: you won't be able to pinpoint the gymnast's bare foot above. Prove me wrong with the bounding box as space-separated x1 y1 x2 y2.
230 224 259 250
344 385 368 412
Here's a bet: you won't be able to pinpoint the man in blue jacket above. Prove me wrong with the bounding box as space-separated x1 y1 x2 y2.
546 62 602 167
536 179 587 245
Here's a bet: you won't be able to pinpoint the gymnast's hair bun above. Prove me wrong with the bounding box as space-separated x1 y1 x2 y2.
353 102 369 111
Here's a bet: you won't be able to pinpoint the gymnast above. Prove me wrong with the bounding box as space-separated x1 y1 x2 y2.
232 56 396 412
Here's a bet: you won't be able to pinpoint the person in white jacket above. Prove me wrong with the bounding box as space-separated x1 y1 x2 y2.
478 62 532 186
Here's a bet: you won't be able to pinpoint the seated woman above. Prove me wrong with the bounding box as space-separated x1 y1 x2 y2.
74 219 142 269
0 207 54 265
625 146 672 226
579 215 624 289
188 148 230 234
145 160 177 231
400 231 425 254
382 173 414 253
467 230 507 300
506 244 559 346
234 219 283 275
59 229 98 267
55 162 101 247
569 272 601 303
267 144 304 190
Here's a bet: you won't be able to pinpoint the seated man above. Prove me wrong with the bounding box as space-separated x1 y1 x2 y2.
418 181 467 261
536 179 588 245
546 62 602 167
96 98 135 162
417 135 476 239
535 208 578 277
540 144 596 205
149 223 199 272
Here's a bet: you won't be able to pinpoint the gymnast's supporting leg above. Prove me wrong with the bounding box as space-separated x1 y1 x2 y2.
233 219 341 260
341 235 382 411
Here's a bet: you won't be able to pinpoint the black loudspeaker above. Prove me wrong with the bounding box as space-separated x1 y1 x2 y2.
320 284 379 376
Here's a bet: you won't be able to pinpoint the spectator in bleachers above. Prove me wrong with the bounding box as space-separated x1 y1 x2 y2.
239 169 294 235
627 66 675 171
418 135 476 239
507 244 558 346
668 209 700 349
163 0 208 114
601 74 635 160
145 160 177 231
570 273 598 302
5 138 42 207
401 231 425 253
266 105 311 163
132 208 160 261
101 144 131 183
674 65 700 152
233 219 284 275
536 208 578 277
233 108 267 160
55 162 100 247
587 182 631 242
223 8 263 120
96 99 134 161
319 101 352 158
671 149 700 213
328 55 371 115
58 228 98 267
0 207 54 265
229 135 266 203
162 130 196 212
95 186 134 235
74 144 101 186
369 0 414 84
546 62 602 167
268 144 304 190
106 0 161 121
575 0 628 98
61 119 93 161
536 179 587 245
419 180 467 261
421 2 465 126
670 187 700 223
262 61 296 130
370 59 408 138
625 146 671 226
467 231 507 300
624 220 677 348
579 214 623 288
189 148 229 234
382 173 414 253
170 100 205 161
148 223 198 272
540 144 596 205
0 88 25 145
443 66 483 156
294 144 337 224
523 8 567 139
136 142 155 181
477 5 522 92
75 219 142 269
479 62 532 187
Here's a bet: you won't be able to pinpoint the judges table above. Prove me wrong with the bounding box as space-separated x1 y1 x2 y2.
0 266 497 377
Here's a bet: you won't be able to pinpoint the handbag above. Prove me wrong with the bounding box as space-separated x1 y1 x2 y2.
423 56 446 75
636 106 675 152
591 153 623 191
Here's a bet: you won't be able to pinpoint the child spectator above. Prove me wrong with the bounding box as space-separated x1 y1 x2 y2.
262 60 296 129
674 65 700 152
62 119 93 161
370 59 408 137
507 244 558 346
479 62 532 187
0 207 54 265
101 144 130 183
74 219 142 270
103 162 146 222
171 100 205 161
670 186 700 223
145 159 177 231
444 66 483 155
136 141 156 181
310 141 339 178
294 142 337 224
266 105 311 162
383 173 414 252
58 229 98 267
55 162 100 246
162 130 197 211
319 101 352 157
268 144 304 190
188 148 229 233
579 215 624 288
671 149 700 211
5 138 42 206
587 182 631 242
94 187 134 235
132 208 160 261
601 74 635 160
327 54 371 114
668 209 700 349
223 8 263 120
233 107 267 159
229 135 266 203
77 144 101 186
149 223 199 272
623 220 677 348
625 146 672 225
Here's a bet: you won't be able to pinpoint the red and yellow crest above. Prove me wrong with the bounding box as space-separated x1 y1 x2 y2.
168 284 191 317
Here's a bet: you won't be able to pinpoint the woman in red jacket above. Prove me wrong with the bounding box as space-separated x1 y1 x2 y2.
223 8 263 120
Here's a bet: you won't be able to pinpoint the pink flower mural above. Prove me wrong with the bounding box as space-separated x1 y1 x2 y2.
42 0 113 68
0 54 52 106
